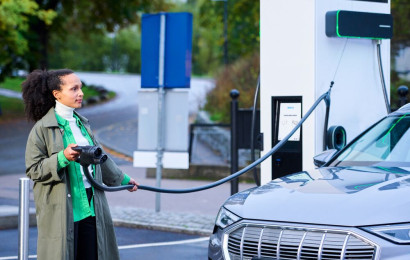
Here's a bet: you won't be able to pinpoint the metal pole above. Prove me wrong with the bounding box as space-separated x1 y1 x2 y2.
155 13 167 213
18 178 30 260
230 89 239 195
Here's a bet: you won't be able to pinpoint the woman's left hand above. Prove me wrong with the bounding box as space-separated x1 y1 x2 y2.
127 178 139 192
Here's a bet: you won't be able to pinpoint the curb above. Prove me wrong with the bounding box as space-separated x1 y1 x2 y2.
113 219 212 237
0 207 214 237
0 214 212 236
0 209 36 230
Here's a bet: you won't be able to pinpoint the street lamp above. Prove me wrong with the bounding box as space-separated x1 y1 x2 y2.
212 0 228 65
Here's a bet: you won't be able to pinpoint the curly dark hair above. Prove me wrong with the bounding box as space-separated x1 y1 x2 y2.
22 69 74 121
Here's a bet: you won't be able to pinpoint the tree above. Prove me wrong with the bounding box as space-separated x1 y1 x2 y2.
0 0 56 80
198 0 259 66
31 0 169 70
0 0 170 80
48 25 142 73
172 0 260 75
391 0 410 55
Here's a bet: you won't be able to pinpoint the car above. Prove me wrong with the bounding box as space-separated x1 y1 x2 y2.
208 103 410 260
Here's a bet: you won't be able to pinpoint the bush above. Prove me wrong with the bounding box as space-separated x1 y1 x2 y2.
204 52 260 123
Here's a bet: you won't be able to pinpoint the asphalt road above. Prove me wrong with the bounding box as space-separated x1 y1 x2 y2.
0 226 209 260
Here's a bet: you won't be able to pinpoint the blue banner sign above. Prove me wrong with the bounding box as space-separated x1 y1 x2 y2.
141 12 193 88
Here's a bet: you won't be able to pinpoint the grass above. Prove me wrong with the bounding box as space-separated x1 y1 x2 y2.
81 86 100 99
0 96 25 122
0 77 24 92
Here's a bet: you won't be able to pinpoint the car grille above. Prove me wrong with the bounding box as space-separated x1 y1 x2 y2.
226 224 376 260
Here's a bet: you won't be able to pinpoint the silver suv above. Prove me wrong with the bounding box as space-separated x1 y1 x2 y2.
208 104 410 260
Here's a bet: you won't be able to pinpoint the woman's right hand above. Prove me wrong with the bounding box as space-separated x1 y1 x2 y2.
63 144 80 161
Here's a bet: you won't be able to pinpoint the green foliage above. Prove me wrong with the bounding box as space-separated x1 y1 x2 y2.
172 0 260 76
49 25 142 73
204 52 260 123
220 0 260 62
113 26 142 73
0 0 56 79
391 0 410 55
49 31 111 72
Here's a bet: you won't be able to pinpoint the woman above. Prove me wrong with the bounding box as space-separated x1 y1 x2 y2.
23 69 138 260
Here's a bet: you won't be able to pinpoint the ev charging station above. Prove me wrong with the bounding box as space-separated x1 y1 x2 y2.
260 0 392 184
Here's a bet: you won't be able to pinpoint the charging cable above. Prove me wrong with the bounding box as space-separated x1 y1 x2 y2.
250 75 261 186
375 39 391 114
79 86 333 194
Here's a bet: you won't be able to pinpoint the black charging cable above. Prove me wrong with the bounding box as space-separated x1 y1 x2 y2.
78 88 332 194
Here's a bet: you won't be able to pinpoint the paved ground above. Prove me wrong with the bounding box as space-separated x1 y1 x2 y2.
0 72 255 236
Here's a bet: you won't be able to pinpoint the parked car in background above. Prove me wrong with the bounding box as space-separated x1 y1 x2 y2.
208 104 410 260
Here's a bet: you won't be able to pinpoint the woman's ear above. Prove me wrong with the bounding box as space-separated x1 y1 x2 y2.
52 90 60 100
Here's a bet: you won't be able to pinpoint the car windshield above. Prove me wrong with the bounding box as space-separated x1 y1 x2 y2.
330 114 410 167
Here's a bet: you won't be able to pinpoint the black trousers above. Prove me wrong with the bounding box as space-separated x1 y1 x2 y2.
74 188 97 260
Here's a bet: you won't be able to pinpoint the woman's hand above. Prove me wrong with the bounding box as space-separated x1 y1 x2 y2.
127 178 139 192
63 144 80 161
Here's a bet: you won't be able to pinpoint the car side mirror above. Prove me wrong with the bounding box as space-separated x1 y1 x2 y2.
313 149 337 167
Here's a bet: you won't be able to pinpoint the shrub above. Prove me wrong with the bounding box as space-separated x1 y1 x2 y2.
204 52 260 123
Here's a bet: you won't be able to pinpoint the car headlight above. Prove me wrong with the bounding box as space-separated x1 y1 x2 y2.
363 223 410 244
215 207 241 229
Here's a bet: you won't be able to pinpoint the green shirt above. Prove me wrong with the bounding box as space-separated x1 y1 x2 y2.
55 113 130 222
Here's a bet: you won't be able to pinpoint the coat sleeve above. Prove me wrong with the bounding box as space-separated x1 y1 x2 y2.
25 125 64 184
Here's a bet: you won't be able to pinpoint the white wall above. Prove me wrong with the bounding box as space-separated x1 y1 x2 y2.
260 0 391 184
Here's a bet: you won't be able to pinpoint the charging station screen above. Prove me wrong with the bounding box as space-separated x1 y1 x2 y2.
277 103 301 141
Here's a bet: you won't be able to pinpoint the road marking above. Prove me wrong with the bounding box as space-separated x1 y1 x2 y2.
0 237 210 259
118 237 209 250
0 256 36 260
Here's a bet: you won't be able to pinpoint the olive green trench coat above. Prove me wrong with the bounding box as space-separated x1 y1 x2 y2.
25 108 126 260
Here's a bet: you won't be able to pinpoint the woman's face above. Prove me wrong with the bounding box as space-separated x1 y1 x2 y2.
53 73 84 109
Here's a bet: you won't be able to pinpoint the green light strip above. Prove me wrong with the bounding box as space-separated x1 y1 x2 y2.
376 166 402 174
336 10 341 38
354 183 379 190
381 114 408 144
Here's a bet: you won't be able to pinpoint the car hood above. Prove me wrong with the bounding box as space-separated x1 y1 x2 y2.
224 167 410 227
